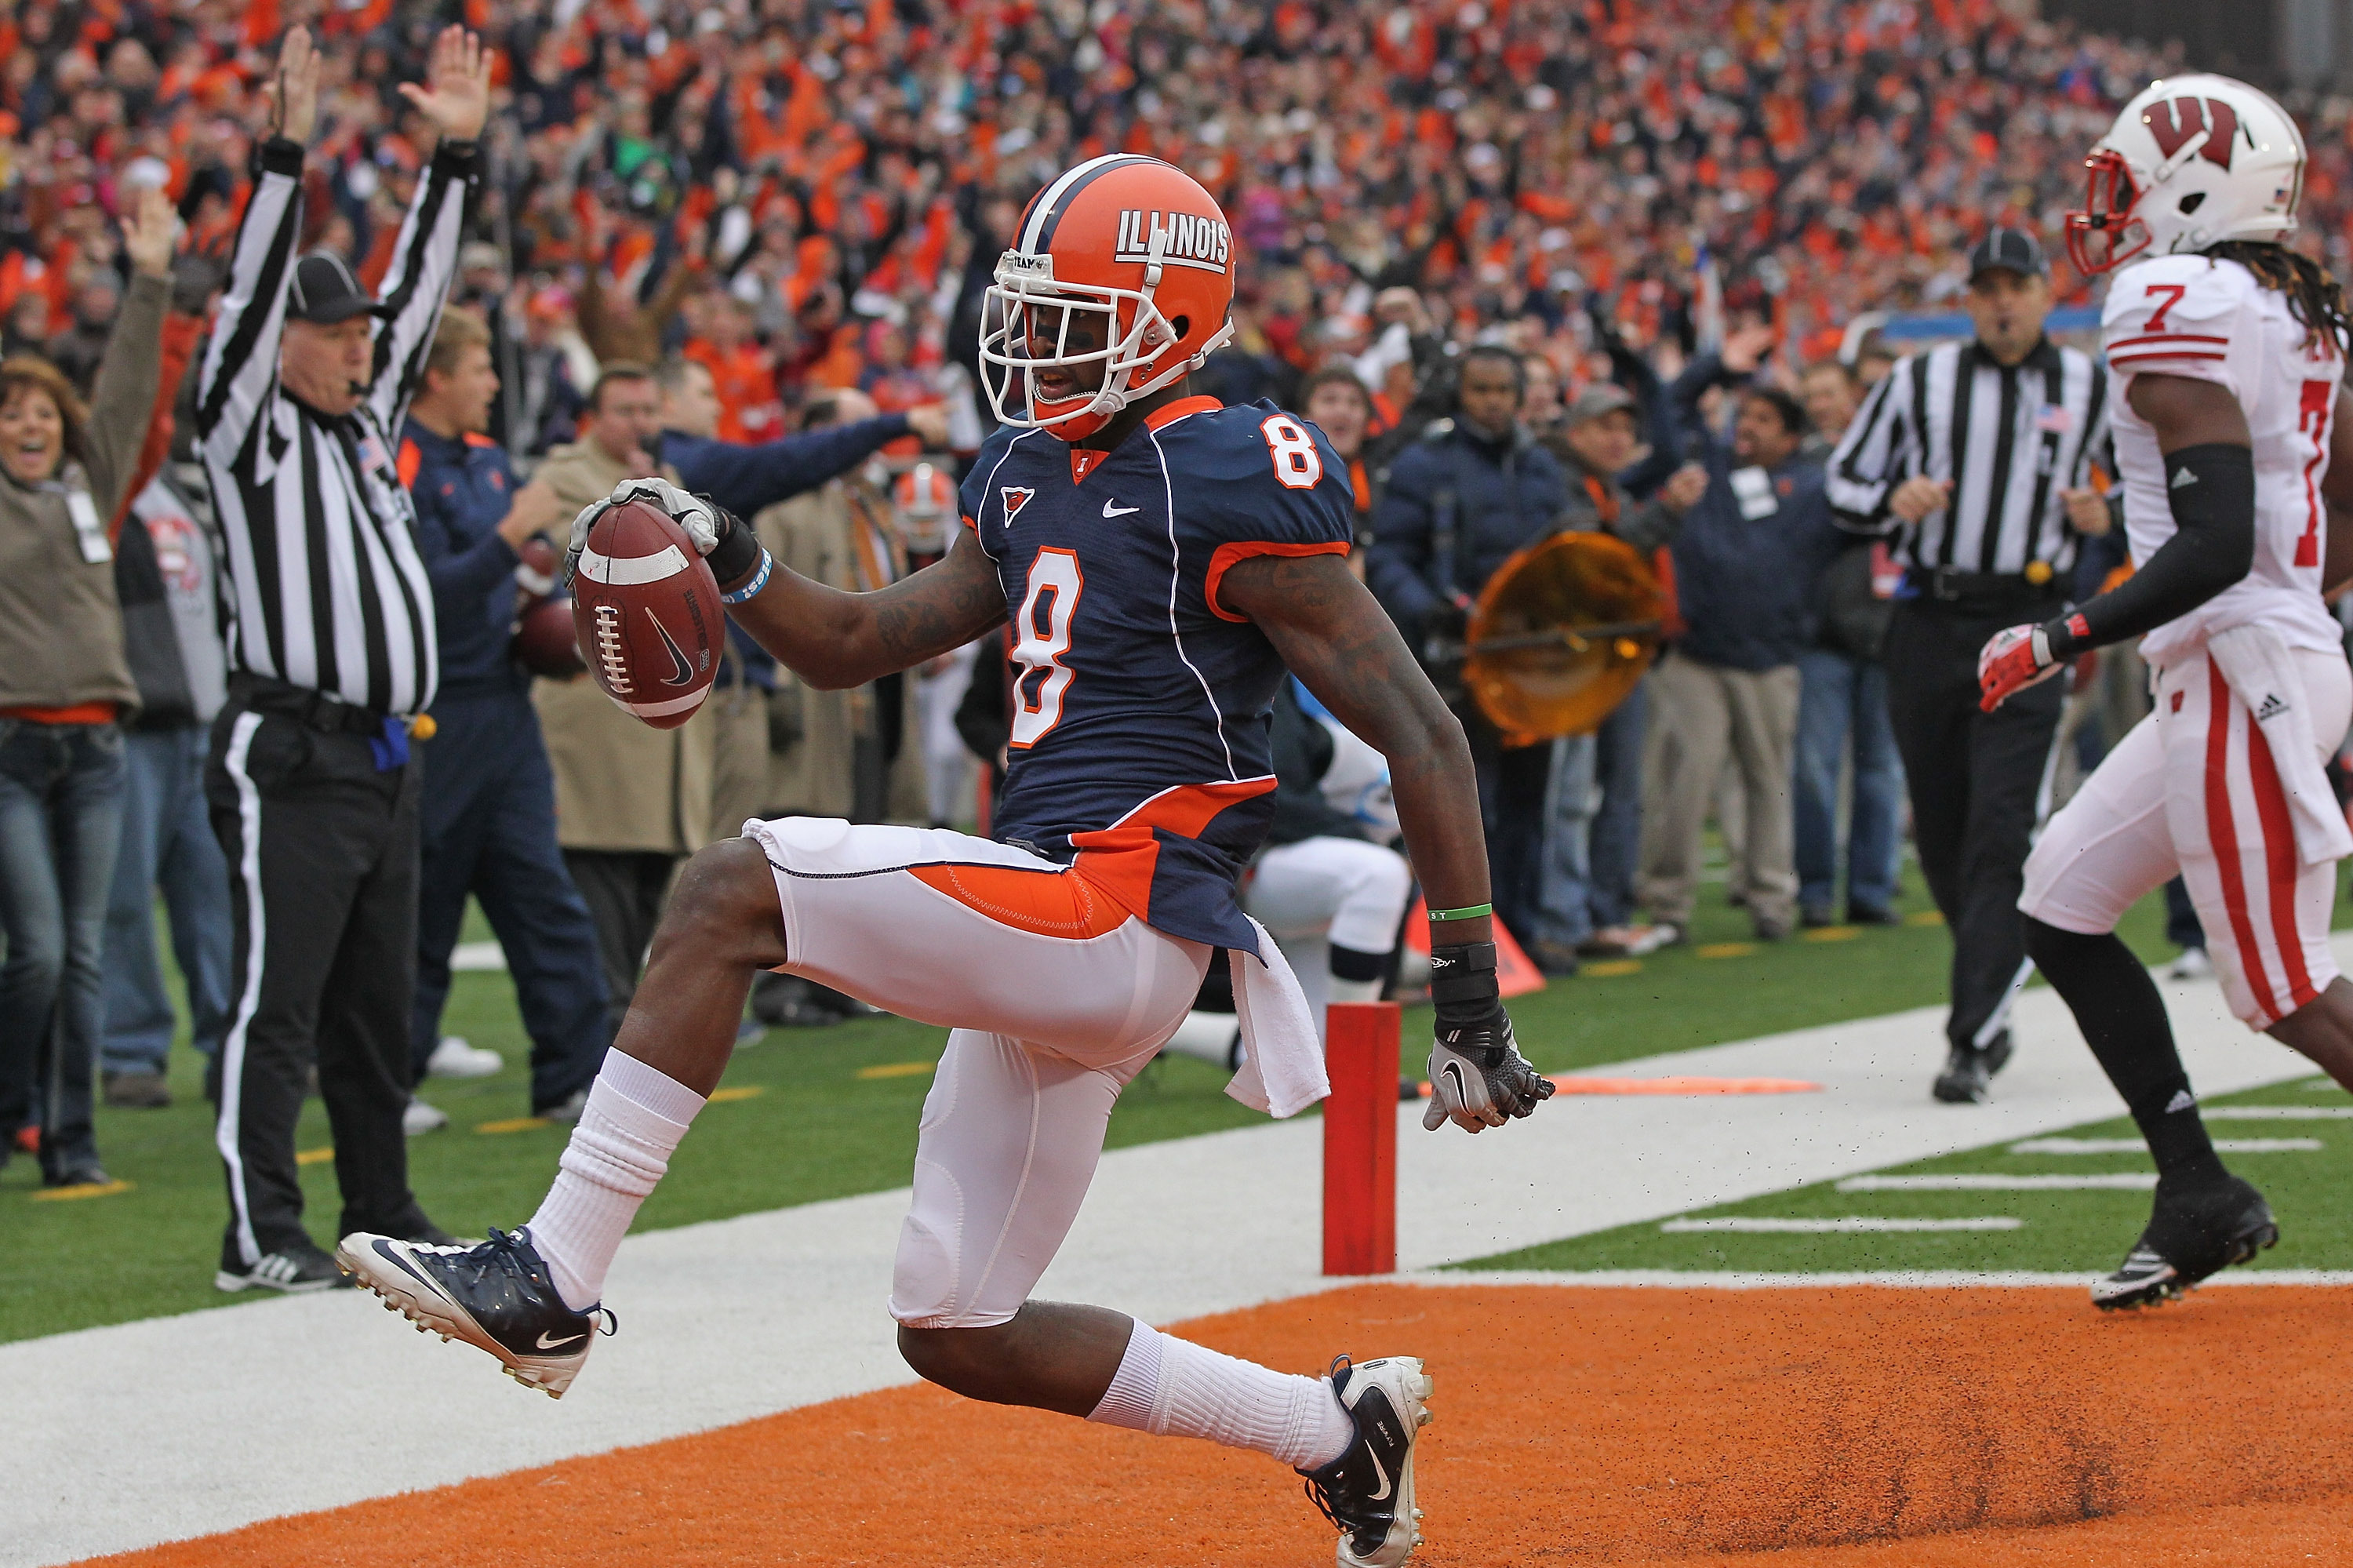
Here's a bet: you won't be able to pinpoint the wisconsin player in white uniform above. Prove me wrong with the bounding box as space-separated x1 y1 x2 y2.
1980 75 2353 1308
339 156 1552 1566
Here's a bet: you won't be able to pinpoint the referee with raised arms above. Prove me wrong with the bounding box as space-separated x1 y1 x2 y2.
1827 230 2113 1103
198 27 488 1290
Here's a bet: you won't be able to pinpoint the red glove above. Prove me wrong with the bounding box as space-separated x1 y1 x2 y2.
1977 623 2064 711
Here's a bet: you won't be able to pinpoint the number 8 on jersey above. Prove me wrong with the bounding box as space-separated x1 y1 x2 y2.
1010 547 1084 746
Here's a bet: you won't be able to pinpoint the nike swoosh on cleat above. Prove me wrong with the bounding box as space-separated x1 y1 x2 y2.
1366 1448 1392 1503
375 1241 442 1293
1101 500 1140 517
536 1330 587 1350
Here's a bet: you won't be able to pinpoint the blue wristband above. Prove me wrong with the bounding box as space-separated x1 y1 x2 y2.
718 548 773 605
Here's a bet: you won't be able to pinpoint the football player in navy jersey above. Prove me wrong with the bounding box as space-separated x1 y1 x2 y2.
343 156 1547 1568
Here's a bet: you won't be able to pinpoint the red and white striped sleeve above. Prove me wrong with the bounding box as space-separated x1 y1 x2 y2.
2100 256 2251 403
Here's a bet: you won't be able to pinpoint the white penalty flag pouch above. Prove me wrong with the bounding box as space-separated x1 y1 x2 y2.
2206 622 2353 866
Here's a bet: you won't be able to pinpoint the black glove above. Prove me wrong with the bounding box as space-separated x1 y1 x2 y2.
1420 941 1555 1133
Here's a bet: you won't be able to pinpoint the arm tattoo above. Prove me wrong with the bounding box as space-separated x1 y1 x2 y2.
872 557 1007 664
1238 553 1446 767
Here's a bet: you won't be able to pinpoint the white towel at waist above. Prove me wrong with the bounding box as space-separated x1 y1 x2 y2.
1224 917 1329 1118
2206 624 2353 866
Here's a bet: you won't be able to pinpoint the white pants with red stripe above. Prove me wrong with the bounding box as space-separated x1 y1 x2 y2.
743 816 1210 1328
2021 646 2351 1028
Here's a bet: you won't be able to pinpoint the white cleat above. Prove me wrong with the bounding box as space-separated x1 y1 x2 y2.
1297 1355 1434 1566
337 1227 613 1399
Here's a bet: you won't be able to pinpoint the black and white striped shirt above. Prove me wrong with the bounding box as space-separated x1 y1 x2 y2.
1826 338 2110 578
195 137 474 716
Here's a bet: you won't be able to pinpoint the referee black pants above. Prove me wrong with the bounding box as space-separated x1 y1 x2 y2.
1882 597 2065 1057
206 694 428 1270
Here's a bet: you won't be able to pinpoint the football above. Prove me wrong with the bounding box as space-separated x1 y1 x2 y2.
510 537 586 678
568 496 724 729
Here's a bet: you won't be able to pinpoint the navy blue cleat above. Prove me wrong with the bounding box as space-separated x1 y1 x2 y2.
337 1227 613 1397
1297 1355 1434 1566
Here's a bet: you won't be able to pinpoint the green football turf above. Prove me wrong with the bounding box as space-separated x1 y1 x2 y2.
1466 1075 2353 1275
0 860 2254 1343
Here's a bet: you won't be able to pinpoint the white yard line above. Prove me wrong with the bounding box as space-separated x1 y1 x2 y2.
1660 1216 2022 1233
2205 1105 2353 1119
1841 1173 2160 1190
7 940 2339 1566
1408 1268 2353 1290
2009 1136 2322 1154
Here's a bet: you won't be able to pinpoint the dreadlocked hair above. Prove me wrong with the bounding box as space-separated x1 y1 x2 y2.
2206 241 2353 355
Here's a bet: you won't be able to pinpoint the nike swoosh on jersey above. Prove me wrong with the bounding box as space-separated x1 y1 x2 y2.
536 1330 587 1350
1102 499 1141 517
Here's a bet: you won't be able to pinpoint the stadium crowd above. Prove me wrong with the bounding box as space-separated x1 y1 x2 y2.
0 0 2314 1234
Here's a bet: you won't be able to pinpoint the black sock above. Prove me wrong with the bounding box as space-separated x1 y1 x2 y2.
1329 944 1389 984
2024 919 2226 1185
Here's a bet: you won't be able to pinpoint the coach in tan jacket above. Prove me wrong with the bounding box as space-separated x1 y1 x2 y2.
530 364 716 1036
744 391 924 828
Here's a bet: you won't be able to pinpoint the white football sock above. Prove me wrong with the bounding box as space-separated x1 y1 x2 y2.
1087 1317 1355 1471
525 1053 705 1310
1326 976 1384 1007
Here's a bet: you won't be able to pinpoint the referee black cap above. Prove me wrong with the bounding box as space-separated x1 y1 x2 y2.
1967 227 2046 283
289 252 391 324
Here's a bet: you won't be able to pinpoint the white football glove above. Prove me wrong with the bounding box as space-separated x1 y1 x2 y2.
563 477 725 586
1422 1014 1555 1133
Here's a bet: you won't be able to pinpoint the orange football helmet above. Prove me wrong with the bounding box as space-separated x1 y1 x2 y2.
893 460 958 554
978 155 1238 442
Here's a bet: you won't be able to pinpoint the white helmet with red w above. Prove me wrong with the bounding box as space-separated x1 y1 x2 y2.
978 155 1238 442
2067 74 2306 275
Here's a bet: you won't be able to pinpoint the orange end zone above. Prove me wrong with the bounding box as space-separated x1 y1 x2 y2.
82 1283 2353 1568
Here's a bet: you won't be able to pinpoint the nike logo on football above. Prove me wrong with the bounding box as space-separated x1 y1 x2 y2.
536 1330 587 1350
1367 1450 1393 1501
1102 499 1140 517
2171 468 2200 489
647 609 696 687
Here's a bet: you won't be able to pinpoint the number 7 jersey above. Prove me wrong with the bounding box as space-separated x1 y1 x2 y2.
2102 252 2345 666
960 395 1356 951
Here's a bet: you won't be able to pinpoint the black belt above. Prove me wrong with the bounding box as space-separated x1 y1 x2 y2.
227 672 392 737
1904 565 2067 612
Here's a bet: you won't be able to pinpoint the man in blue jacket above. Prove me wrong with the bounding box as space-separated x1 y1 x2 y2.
651 357 948 515
651 358 949 737
1635 327 1847 943
399 309 609 1124
1364 345 1570 953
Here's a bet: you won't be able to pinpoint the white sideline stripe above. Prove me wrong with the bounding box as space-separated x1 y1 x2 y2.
1660 1217 2021 1233
2009 1136 2322 1154
213 710 268 1271
1399 1268 2353 1290
2206 1105 2353 1119
1838 1173 2158 1191
12 936 2345 1568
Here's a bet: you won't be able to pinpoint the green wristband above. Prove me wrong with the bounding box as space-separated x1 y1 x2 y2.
1427 903 1493 922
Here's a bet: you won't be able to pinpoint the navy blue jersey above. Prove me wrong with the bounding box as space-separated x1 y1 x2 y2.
961 396 1355 951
